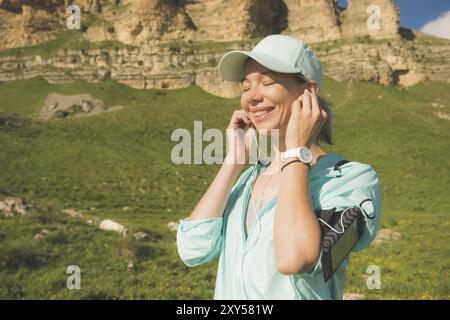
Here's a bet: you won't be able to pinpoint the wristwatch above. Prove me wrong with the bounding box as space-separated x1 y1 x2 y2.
282 147 312 168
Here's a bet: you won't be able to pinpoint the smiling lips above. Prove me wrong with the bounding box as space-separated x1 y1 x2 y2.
251 105 276 122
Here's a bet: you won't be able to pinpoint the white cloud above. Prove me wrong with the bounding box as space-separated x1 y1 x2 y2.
420 10 450 40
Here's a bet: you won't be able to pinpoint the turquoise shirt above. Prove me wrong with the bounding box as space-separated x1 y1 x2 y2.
177 152 381 299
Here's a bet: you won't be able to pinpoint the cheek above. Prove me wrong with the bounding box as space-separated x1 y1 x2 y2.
267 85 295 108
240 95 246 108
240 95 251 112
266 86 285 101
240 85 292 112
275 100 294 127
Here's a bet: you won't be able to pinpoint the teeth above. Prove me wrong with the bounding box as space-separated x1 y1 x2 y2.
254 108 273 117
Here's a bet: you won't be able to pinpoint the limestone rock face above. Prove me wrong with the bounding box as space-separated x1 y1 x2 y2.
111 0 195 45
284 0 342 43
86 0 281 45
340 0 400 40
72 0 101 13
185 0 280 42
0 0 449 98
285 0 400 44
0 0 64 12
1 29 449 98
0 1 63 50
0 0 403 49
195 69 242 98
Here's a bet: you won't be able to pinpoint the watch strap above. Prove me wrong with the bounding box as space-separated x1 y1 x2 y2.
281 159 311 171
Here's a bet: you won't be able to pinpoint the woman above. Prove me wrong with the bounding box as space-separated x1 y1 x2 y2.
176 35 381 299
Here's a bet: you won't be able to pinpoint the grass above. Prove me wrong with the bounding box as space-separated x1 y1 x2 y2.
159 37 263 54
0 76 449 299
0 31 81 59
0 31 135 59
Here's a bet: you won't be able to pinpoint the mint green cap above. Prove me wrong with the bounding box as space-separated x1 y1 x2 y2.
218 34 322 90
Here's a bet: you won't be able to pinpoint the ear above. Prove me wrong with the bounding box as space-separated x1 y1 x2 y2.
307 80 318 94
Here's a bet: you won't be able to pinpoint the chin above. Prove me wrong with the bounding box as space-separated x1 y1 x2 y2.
254 121 281 136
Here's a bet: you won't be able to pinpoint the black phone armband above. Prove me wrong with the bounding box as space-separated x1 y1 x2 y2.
315 207 366 281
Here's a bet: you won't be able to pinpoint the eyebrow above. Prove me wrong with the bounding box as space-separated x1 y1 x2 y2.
240 71 275 84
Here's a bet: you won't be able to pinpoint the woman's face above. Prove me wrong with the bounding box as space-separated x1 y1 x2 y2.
240 59 311 136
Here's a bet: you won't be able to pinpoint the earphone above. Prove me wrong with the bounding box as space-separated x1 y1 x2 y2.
245 124 266 253
247 123 261 166
248 121 350 236
317 207 352 235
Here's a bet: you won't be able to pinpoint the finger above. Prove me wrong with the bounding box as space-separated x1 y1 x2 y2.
311 89 320 115
245 126 257 139
291 98 301 115
241 115 251 125
242 111 252 123
236 112 250 123
237 109 249 119
245 127 257 149
302 89 312 114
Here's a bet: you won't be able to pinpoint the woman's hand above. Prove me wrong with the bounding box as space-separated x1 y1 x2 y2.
225 110 256 164
285 88 327 149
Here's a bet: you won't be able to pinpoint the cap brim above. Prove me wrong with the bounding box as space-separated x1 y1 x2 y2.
218 51 298 82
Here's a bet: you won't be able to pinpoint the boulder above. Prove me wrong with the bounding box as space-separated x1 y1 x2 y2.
133 232 148 241
34 229 50 241
372 228 402 247
99 219 127 236
167 221 179 232
0 197 32 217
343 293 366 300
62 208 84 219
40 93 106 120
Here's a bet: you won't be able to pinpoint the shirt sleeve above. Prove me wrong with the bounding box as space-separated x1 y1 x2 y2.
304 163 382 277
176 217 224 267
341 164 382 252
176 166 254 267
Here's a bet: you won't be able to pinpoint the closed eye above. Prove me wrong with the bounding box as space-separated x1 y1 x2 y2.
242 82 278 92
241 81 278 92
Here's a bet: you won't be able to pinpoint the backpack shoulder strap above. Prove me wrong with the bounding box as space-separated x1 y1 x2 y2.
333 159 351 171
333 159 351 177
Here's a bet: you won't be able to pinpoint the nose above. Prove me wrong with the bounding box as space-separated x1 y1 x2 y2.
245 88 264 106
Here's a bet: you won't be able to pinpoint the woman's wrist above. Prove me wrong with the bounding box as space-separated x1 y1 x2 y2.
224 153 246 167
285 139 311 150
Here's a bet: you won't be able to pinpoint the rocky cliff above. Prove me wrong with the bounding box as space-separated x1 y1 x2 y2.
0 0 403 48
0 0 449 98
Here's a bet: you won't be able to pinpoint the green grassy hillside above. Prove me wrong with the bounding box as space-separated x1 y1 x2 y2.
0 76 449 299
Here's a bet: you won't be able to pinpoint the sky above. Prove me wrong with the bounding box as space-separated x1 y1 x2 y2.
338 0 450 40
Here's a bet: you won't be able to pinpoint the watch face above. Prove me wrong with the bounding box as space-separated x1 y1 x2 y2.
299 147 312 164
